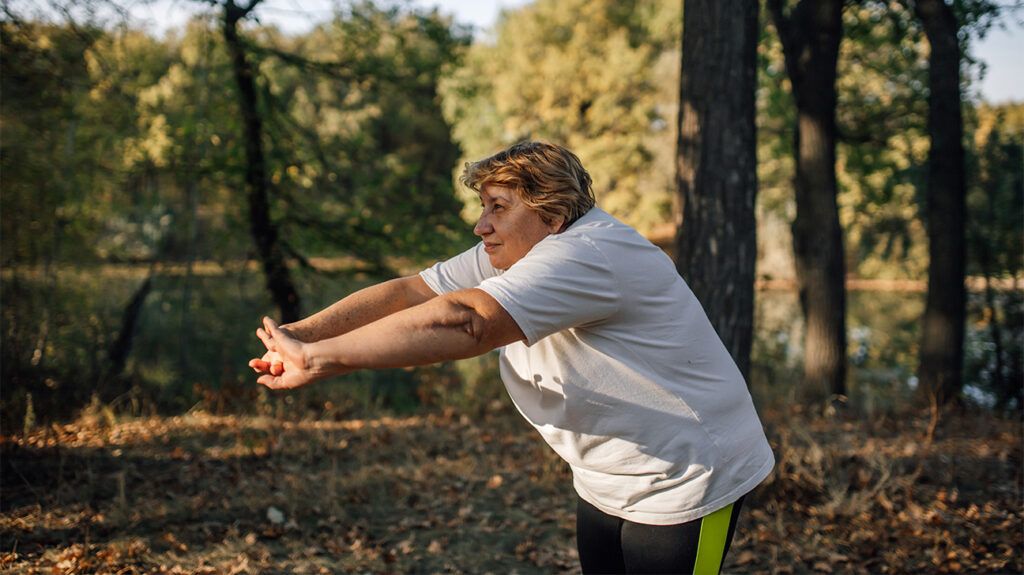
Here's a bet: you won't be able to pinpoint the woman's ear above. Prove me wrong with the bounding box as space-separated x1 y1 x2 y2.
547 216 567 234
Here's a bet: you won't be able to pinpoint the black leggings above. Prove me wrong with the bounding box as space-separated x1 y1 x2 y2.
576 494 745 574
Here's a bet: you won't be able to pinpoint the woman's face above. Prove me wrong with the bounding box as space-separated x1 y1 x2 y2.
474 185 563 270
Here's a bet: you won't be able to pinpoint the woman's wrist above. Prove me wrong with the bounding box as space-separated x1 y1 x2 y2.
304 338 351 380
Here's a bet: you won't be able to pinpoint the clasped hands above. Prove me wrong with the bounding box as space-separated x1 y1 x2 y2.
248 317 323 390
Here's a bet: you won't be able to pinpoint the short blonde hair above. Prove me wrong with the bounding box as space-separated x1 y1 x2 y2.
459 141 595 228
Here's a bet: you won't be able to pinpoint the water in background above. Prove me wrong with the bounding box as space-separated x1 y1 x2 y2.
752 287 1022 413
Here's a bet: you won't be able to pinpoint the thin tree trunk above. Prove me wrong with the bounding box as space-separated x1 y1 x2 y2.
768 0 847 398
676 0 760 380
106 266 156 383
222 0 301 323
914 0 967 406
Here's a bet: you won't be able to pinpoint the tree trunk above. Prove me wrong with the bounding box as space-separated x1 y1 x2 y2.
914 0 967 405
222 0 301 323
106 269 155 383
768 0 847 398
675 0 760 380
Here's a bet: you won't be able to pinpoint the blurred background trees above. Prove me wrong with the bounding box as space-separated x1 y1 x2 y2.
675 0 760 380
767 0 849 399
1 0 1020 426
439 0 681 231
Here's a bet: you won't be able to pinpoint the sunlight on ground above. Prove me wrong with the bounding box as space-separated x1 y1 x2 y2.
2 405 1021 574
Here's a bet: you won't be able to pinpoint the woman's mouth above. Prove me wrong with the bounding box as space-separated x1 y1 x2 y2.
483 243 500 253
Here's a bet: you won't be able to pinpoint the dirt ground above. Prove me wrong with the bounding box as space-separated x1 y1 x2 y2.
1 401 1021 574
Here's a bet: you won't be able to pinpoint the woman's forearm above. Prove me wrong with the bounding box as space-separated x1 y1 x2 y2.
305 288 524 377
282 275 436 343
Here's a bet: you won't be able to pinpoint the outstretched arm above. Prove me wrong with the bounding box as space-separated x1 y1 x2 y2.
250 274 438 376
252 288 524 389
281 275 438 343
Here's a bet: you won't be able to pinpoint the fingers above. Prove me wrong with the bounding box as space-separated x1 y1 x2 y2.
249 359 285 375
256 326 277 352
254 317 288 385
263 316 280 337
257 316 285 352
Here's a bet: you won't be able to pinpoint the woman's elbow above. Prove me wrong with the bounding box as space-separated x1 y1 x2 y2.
447 289 525 350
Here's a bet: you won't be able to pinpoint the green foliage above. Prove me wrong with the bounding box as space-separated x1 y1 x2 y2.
0 5 476 423
1 21 113 265
835 1 932 280
757 0 1011 281
2 1 1021 421
757 1 937 280
2 5 473 269
439 0 680 233
123 17 250 262
1 267 132 428
256 3 475 263
968 104 1024 280
963 104 1024 409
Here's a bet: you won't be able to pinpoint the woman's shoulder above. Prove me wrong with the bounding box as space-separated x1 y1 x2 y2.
556 209 664 259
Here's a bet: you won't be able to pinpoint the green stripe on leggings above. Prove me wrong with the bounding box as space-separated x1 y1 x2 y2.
692 502 734 575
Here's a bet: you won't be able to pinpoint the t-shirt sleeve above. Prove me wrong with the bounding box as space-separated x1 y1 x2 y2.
476 237 621 346
419 242 499 295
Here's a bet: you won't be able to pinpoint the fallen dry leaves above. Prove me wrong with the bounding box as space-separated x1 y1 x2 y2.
0 401 1020 574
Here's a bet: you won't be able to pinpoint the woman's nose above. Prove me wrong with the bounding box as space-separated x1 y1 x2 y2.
474 213 493 236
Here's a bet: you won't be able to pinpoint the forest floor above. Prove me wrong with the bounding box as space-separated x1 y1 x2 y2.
1 400 1021 574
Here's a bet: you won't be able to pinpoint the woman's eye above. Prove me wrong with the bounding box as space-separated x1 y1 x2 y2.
493 204 504 212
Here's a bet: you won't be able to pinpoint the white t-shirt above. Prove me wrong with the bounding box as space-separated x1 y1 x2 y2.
419 207 775 525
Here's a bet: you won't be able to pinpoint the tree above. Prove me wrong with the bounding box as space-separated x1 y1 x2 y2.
1 20 104 404
767 0 848 398
0 16 177 419
439 0 680 232
257 4 472 267
675 0 760 379
834 2 931 281
219 0 301 323
912 0 970 405
966 104 1024 410
0 3 473 420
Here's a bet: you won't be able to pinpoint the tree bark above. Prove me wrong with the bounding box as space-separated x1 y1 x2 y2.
222 0 301 323
768 0 847 398
914 0 967 405
675 0 760 380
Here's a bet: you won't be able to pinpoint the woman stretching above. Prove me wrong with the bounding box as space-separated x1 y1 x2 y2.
250 141 775 574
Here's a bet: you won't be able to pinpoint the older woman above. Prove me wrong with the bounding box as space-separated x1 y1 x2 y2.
250 141 774 574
